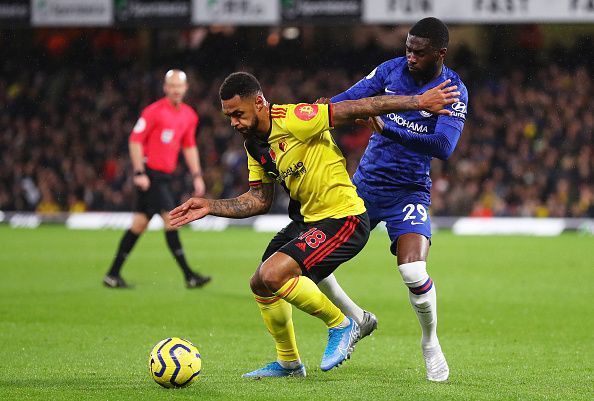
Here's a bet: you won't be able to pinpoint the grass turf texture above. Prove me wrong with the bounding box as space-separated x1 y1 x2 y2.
0 226 592 401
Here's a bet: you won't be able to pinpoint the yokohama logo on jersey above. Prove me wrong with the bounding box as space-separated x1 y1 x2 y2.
386 113 428 133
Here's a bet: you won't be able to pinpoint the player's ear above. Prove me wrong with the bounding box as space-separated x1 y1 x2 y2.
438 47 447 60
255 95 265 111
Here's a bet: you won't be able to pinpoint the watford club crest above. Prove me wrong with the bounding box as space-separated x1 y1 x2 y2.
294 104 319 121
279 141 287 152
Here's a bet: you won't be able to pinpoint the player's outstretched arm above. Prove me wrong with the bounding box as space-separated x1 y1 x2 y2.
331 79 460 127
169 183 274 227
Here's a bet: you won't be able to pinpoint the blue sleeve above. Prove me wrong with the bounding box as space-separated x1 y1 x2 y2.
331 61 390 102
380 118 464 160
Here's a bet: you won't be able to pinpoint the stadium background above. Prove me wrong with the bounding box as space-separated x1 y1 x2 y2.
1 1 593 401
0 0 593 228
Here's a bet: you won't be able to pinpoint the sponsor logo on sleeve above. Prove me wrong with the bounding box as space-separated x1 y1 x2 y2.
294 104 318 121
450 101 467 119
133 117 146 133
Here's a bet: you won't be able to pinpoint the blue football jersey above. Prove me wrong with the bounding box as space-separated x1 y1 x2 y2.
332 56 468 203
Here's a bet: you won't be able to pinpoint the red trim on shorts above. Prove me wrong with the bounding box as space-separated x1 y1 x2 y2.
303 216 359 269
249 180 263 187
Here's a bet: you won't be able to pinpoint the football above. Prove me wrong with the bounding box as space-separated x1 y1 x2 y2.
149 337 202 388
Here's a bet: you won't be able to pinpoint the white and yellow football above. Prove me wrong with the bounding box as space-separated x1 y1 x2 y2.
149 337 202 388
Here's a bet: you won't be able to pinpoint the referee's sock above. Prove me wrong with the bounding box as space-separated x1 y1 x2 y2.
107 229 139 277
165 230 195 279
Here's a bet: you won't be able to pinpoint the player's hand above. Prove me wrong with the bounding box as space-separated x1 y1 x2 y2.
169 197 211 228
133 174 150 191
355 116 384 132
193 176 206 197
418 79 460 116
314 97 331 104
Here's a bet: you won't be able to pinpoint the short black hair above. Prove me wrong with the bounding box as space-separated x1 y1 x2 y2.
409 17 449 49
219 72 262 101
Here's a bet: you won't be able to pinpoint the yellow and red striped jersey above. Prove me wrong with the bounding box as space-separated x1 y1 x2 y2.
246 103 365 222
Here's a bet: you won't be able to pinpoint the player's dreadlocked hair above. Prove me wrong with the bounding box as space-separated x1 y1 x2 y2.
409 17 449 49
219 72 262 101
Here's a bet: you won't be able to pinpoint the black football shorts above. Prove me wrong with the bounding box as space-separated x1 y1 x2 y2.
133 169 177 218
261 212 370 283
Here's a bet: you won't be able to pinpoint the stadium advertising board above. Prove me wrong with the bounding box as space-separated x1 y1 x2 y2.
363 0 594 23
192 0 280 25
31 0 113 26
0 1 29 27
281 0 362 23
115 0 191 26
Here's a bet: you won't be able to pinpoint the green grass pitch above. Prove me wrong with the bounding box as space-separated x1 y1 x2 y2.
0 226 592 400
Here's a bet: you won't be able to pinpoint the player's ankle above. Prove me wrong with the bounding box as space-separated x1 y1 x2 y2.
278 359 302 369
422 339 440 351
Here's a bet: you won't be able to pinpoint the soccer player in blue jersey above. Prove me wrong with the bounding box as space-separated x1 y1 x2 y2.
318 17 468 382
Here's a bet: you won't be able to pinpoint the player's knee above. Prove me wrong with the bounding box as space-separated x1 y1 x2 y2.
259 261 290 292
398 261 429 287
130 225 147 235
249 271 263 293
131 216 149 233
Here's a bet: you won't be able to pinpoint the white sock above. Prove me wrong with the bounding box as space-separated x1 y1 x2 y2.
318 274 365 325
335 316 350 329
398 261 439 349
278 359 302 369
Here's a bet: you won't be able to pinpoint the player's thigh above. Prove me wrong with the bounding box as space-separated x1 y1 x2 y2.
277 213 370 284
130 212 150 233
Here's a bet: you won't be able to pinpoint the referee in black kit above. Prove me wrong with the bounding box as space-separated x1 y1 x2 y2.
103 70 211 289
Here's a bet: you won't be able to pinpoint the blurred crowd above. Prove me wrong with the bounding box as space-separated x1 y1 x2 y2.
0 28 592 217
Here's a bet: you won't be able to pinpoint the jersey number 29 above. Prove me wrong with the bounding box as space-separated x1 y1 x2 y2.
403 204 428 222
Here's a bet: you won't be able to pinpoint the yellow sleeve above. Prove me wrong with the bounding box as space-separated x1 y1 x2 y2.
246 151 274 185
284 103 332 142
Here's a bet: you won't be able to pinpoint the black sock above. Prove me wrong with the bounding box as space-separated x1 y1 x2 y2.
165 230 195 279
108 230 140 277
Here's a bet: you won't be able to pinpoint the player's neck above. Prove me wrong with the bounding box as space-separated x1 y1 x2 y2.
412 63 443 86
256 105 272 139
166 98 183 109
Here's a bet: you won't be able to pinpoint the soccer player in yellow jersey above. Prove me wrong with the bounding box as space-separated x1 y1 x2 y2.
170 72 459 378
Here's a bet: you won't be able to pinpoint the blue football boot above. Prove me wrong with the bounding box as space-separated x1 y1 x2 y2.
320 317 360 371
242 361 306 379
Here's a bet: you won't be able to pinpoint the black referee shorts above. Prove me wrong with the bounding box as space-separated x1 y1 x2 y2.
261 212 370 283
133 169 177 218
